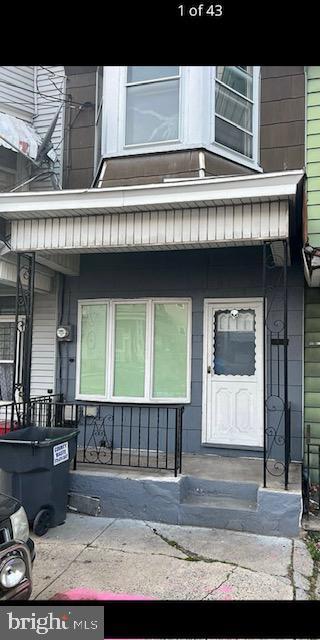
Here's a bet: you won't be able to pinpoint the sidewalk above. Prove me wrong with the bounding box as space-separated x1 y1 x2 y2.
31 514 314 600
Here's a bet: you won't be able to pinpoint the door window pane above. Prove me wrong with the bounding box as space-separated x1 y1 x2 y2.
80 304 107 395
214 310 256 376
153 303 188 398
127 67 179 83
113 304 146 397
126 80 179 145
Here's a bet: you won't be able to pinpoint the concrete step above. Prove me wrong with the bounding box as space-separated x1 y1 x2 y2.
181 492 257 511
181 475 259 502
179 476 258 531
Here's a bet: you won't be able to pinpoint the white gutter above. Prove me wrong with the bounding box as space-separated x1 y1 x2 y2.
0 170 304 220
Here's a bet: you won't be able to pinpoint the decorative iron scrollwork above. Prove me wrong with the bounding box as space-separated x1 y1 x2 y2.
11 253 35 428
83 415 113 464
263 240 290 488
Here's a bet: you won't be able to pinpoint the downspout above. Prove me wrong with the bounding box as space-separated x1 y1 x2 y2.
33 66 38 120
198 150 206 178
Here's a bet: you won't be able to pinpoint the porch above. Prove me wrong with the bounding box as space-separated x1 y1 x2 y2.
0 171 305 536
75 451 301 492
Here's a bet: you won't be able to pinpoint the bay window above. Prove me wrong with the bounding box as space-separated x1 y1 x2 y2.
100 66 260 168
215 66 256 159
77 298 191 402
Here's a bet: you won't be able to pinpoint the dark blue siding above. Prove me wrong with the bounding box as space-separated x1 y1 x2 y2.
57 247 304 461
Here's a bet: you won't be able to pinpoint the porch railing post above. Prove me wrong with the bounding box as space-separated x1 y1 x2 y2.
179 407 184 474
174 406 184 477
262 241 267 488
283 239 289 489
11 253 21 430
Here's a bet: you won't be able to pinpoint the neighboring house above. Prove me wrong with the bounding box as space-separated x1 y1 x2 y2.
303 67 320 493
0 66 307 537
0 66 67 400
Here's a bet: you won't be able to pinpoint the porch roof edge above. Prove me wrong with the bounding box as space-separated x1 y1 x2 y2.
0 170 305 221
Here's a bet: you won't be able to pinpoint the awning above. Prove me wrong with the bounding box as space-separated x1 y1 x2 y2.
0 111 55 162
0 170 304 257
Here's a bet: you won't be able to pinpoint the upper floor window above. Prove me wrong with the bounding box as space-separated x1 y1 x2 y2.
215 66 255 158
125 66 180 146
100 66 261 170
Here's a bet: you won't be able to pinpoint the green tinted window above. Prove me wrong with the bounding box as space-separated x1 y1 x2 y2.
153 303 188 398
80 304 107 395
113 303 146 397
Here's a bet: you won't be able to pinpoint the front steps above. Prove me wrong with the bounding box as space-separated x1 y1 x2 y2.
180 478 258 531
69 470 302 538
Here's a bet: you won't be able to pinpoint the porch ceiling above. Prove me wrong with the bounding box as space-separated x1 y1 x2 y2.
0 170 304 254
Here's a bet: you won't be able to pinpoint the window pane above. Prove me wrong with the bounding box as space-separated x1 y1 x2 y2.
95 108 102 169
126 80 179 145
0 322 15 360
216 83 252 131
0 363 13 401
80 304 107 395
217 66 253 99
153 303 188 398
214 310 256 376
127 66 179 83
215 116 253 157
96 66 103 109
113 304 146 397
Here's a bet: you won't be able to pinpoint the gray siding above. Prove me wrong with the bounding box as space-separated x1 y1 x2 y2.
0 66 34 121
58 247 304 461
31 288 58 397
0 65 65 189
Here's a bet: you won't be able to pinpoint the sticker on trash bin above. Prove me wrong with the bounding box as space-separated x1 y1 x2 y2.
53 441 69 466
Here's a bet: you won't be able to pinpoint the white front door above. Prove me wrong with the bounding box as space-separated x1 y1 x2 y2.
202 298 264 448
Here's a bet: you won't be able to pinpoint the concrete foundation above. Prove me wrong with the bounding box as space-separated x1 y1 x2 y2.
69 469 302 538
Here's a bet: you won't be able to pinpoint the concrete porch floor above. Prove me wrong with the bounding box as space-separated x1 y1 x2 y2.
76 452 301 492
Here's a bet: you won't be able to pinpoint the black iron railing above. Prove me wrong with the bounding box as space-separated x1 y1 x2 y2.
0 395 62 432
263 240 291 489
0 396 184 477
303 425 320 518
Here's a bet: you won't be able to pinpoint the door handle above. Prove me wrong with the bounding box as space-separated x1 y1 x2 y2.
207 365 211 374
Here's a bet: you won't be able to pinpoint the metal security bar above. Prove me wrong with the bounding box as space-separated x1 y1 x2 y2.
263 240 291 489
11 253 35 428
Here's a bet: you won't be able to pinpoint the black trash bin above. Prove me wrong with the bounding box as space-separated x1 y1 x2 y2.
0 426 79 536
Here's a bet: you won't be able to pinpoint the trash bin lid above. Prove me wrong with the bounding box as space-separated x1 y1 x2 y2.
0 425 79 445
0 426 47 443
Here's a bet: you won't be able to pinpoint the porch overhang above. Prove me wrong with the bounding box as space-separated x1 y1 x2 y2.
0 170 304 254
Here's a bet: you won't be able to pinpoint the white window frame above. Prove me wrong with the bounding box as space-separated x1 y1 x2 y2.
119 66 183 152
211 66 261 167
76 297 192 404
93 66 104 174
0 315 24 405
100 66 261 171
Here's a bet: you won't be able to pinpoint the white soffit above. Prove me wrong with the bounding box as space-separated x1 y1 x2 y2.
12 200 290 253
0 170 304 220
